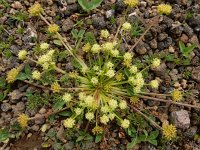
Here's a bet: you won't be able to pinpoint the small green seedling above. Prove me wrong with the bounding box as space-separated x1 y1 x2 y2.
78 0 103 12
179 41 196 57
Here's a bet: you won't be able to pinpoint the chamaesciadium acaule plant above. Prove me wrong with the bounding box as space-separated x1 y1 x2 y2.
5 1 200 146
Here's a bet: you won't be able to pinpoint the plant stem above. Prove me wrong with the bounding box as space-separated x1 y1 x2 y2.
128 104 162 130
140 92 171 97
139 95 199 109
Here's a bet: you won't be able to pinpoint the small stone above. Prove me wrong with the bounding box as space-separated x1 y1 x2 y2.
105 10 115 18
151 63 167 76
180 34 189 43
11 1 23 9
62 18 74 32
140 1 147 7
9 90 24 101
171 110 190 129
115 0 126 12
169 69 178 81
67 0 76 4
192 66 200 82
92 15 106 29
39 108 46 114
1 103 11 112
34 114 45 125
168 46 175 53
14 102 25 111
184 126 197 139
158 33 168 41
47 0 53 5
32 124 40 131
136 46 147 55
64 141 74 150
149 39 157 49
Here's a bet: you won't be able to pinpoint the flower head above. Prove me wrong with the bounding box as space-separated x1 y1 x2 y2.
92 126 103 135
18 50 27 60
100 115 109 125
91 44 101 53
40 43 49 50
115 73 125 81
130 96 140 105
119 100 127 109
124 52 133 60
105 69 115 78
122 22 132 31
152 58 161 68
85 112 95 121
100 29 109 39
157 4 172 15
121 119 130 129
150 79 159 89
62 93 72 102
51 82 61 93
123 0 139 7
129 65 138 74
162 122 177 140
108 113 115 120
74 108 83 115
102 42 114 52
6 68 19 83
91 77 98 85
32 70 41 80
108 99 118 110
48 24 60 34
106 61 114 68
101 105 110 113
63 118 75 128
171 89 183 102
111 49 119 57
82 43 91 52
28 3 43 16
18 114 29 128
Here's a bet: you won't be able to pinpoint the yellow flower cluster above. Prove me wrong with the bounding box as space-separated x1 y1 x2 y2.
122 22 132 31
152 58 161 68
108 99 118 110
62 93 72 102
115 73 124 81
51 82 61 93
48 24 60 34
162 123 177 140
85 112 95 121
92 126 103 135
38 50 55 70
157 4 172 15
28 3 43 16
18 114 29 128
100 114 109 124
130 96 140 105
18 50 27 60
105 69 115 78
91 77 98 85
123 52 133 67
6 68 19 83
32 70 41 80
91 43 101 53
63 118 75 128
102 42 115 52
171 89 183 102
121 119 130 128
123 0 139 7
82 43 91 52
119 100 127 109
100 29 109 39
150 79 159 89
40 43 49 50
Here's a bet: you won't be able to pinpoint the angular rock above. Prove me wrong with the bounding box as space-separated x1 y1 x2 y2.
184 126 197 139
1 103 11 112
105 10 115 18
171 110 190 129
62 18 74 32
192 66 200 82
151 63 167 76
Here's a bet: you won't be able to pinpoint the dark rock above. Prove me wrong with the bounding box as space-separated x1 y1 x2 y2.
13 102 25 111
183 24 194 37
158 33 168 41
149 39 157 49
92 15 106 29
151 63 167 76
34 114 45 124
65 141 74 150
62 18 74 32
67 0 76 4
115 0 126 12
64 4 79 16
1 103 11 112
184 126 197 139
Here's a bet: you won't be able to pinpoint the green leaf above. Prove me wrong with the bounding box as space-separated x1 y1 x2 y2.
84 32 96 45
24 64 31 75
179 41 196 57
76 135 85 142
0 77 6 89
148 130 159 140
17 72 28 80
138 134 147 142
71 29 79 39
127 127 136 137
78 29 85 38
78 0 103 12
0 128 9 142
179 41 186 53
0 92 6 101
58 111 72 117
148 139 157 146
53 40 62 46
53 100 65 111
95 134 102 143
127 137 139 149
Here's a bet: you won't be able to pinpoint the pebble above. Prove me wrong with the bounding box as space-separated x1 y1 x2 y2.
34 114 45 125
149 39 157 49
1 103 11 112
105 10 115 18
92 15 106 29
32 124 40 131
14 102 25 111
11 1 23 9
47 0 53 5
67 0 76 4
151 63 167 76
168 46 175 53
158 33 168 41
39 108 47 114
180 34 189 43
9 90 24 101
184 126 197 139
169 69 179 81
140 1 147 7
191 66 200 82
115 0 126 12
62 18 74 32
170 110 190 129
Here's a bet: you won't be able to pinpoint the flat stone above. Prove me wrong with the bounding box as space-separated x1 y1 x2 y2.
192 66 200 82
171 110 190 129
